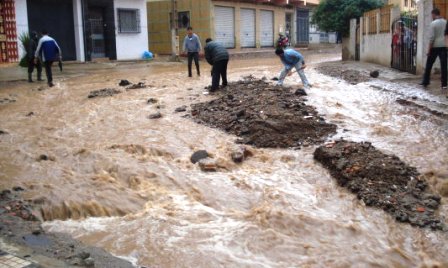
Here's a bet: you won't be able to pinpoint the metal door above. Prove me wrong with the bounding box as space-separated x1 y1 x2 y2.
391 16 417 74
296 9 309 46
240 8 255 48
214 6 235 48
26 0 76 60
260 10 274 47
89 8 106 58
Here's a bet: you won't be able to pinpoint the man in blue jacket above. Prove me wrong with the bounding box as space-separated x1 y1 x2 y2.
275 47 310 89
34 30 62 87
204 38 229 92
182 26 202 77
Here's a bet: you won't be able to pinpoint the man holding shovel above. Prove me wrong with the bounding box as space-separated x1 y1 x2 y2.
275 48 310 89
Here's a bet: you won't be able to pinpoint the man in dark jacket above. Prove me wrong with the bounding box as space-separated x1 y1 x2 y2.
34 30 62 87
204 38 229 92
26 31 42 83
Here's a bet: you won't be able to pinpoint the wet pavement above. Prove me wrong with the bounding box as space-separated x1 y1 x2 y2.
0 48 447 267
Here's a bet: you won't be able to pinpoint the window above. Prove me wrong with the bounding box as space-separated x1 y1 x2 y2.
178 11 190 28
380 5 391 33
118 9 140 33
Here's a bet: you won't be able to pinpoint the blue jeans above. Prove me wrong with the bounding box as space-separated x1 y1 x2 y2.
277 61 309 87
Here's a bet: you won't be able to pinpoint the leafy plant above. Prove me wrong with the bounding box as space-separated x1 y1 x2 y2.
18 32 30 67
312 0 384 37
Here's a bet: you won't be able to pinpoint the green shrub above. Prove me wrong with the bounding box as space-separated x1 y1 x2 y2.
18 32 30 68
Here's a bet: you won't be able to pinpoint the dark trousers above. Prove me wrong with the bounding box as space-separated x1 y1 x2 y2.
28 58 42 77
44 61 54 84
188 52 200 76
211 59 228 91
422 47 447 87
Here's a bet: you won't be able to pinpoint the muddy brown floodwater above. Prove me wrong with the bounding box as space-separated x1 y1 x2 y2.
1 51 448 267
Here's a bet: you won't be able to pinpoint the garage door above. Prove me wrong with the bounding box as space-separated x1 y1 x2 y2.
260 10 274 47
240 8 256 48
214 6 235 48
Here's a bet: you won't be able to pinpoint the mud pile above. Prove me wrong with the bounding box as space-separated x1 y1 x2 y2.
316 65 370 85
314 140 445 230
191 77 337 148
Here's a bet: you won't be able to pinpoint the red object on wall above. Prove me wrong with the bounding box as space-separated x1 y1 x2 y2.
0 0 18 63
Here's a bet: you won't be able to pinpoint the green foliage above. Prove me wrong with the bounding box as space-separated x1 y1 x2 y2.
18 32 30 68
312 0 384 36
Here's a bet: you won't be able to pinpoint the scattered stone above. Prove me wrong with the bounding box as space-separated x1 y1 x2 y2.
84 257 95 267
314 140 445 230
198 158 218 172
187 88 193 91
316 65 370 85
396 98 448 120
37 154 55 161
0 130 8 135
26 112 35 117
370 70 379 78
156 104 165 109
12 186 24 192
148 112 162 119
294 88 308 96
191 78 336 148
118 79 131 86
411 96 418 100
190 150 209 164
0 98 16 104
87 88 121 98
78 251 90 260
32 228 41 235
230 148 245 163
126 82 147 90
175 105 187 113
147 98 158 104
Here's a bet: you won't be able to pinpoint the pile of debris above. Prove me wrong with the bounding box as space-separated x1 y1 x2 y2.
191 77 336 148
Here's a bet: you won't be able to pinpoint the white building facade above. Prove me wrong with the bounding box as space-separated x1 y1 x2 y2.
14 0 148 62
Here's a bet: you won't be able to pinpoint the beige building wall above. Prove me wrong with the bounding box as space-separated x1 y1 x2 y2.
147 0 212 54
211 1 293 49
147 0 294 54
388 0 417 12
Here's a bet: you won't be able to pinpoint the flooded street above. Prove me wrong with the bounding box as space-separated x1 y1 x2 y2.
1 51 447 267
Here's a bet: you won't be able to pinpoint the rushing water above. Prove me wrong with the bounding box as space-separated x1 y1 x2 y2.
1 52 447 267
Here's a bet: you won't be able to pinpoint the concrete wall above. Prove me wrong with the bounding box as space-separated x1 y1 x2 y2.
147 0 212 55
15 0 28 60
114 0 148 60
360 7 400 66
417 0 433 75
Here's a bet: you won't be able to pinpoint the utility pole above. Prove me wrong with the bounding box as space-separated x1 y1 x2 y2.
170 0 180 61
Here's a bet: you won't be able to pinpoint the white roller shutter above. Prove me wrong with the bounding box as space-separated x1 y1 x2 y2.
214 6 235 48
240 8 256 48
260 10 274 47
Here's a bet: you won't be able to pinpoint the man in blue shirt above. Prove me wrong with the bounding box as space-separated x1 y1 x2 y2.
182 26 202 77
34 30 62 87
275 47 310 89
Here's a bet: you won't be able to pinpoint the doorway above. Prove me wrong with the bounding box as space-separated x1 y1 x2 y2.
88 7 106 59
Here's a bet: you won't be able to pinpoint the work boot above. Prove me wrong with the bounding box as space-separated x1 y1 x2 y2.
48 82 55 87
28 73 33 83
